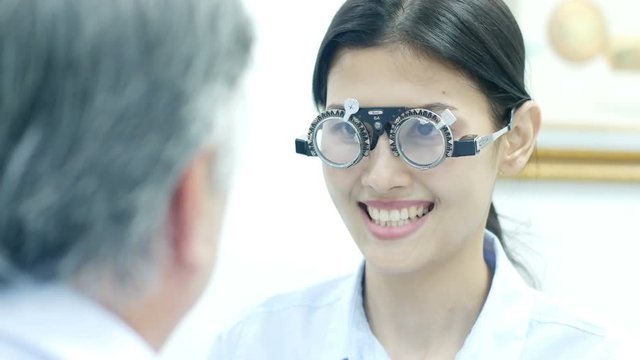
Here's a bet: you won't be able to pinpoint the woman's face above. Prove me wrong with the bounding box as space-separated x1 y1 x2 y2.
324 46 506 274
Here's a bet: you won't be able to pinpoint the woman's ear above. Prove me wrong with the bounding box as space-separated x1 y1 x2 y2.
499 100 541 175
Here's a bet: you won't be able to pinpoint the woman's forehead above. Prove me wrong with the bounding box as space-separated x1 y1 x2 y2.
326 46 487 111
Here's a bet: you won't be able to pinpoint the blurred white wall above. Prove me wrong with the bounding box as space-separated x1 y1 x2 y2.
161 1 640 358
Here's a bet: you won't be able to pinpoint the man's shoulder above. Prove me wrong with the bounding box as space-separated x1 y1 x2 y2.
0 286 157 360
0 338 52 360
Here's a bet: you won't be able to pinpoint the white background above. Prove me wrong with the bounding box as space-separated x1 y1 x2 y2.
161 1 640 358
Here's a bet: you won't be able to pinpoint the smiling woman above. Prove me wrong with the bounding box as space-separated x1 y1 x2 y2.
320 47 520 282
211 0 630 359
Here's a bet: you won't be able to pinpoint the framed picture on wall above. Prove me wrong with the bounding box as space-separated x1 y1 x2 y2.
507 0 640 182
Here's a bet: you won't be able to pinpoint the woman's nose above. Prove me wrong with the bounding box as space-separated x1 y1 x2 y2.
360 134 412 194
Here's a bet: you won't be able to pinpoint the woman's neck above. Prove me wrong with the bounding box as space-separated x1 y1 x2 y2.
364 234 492 360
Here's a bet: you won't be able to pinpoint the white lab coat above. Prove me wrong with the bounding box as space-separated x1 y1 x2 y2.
212 231 632 360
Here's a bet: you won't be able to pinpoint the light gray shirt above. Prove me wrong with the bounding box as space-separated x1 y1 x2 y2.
0 284 156 360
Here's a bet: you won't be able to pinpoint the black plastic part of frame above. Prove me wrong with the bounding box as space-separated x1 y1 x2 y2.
295 137 312 156
452 139 477 157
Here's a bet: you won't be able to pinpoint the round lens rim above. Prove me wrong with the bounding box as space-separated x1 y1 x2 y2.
390 109 454 170
309 115 365 168
395 117 446 169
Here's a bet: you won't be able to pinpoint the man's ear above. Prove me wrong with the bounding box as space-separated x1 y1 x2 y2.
499 100 541 175
168 150 218 269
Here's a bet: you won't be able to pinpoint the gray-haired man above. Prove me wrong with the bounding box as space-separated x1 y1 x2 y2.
0 0 252 358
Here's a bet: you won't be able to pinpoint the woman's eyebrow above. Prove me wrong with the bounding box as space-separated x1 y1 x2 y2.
325 102 458 111
420 102 458 112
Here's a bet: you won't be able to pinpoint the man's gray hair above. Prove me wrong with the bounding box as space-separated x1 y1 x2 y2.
0 0 252 293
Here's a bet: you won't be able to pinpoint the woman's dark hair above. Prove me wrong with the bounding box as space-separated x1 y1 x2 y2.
312 0 535 285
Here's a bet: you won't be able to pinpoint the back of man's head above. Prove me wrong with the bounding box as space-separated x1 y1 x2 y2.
0 0 252 340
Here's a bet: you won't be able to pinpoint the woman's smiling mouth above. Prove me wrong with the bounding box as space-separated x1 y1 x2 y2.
366 205 429 227
359 200 434 240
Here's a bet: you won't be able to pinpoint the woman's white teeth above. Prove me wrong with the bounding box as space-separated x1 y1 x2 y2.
370 207 380 221
390 210 400 221
367 205 428 227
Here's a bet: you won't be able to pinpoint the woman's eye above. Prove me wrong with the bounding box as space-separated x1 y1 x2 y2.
409 121 436 137
416 122 434 136
330 122 357 139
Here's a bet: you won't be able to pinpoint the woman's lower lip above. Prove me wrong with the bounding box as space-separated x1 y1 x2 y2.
361 210 428 240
